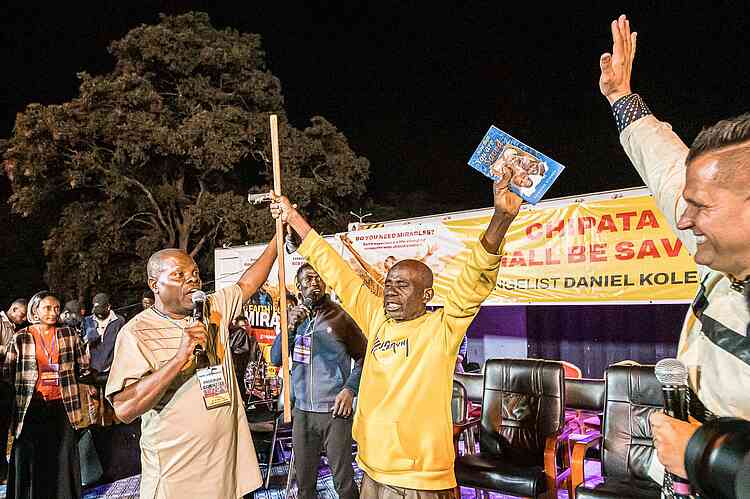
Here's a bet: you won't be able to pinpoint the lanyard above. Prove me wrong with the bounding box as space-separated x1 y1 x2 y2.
300 313 316 338
33 326 58 365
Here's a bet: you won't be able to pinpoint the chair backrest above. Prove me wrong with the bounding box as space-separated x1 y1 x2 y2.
452 380 468 423
479 358 565 465
454 371 484 405
465 362 481 373
601 364 664 481
565 378 605 413
561 360 583 379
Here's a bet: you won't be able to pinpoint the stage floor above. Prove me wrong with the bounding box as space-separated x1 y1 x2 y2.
0 458 603 499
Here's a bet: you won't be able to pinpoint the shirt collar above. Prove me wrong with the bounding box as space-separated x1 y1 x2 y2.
93 309 117 326
727 274 750 294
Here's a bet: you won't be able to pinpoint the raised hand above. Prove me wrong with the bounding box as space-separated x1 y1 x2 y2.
270 192 313 240
287 305 309 330
269 193 297 223
492 166 523 218
600 14 637 104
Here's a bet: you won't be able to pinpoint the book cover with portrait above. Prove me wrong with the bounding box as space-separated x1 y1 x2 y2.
467 126 565 204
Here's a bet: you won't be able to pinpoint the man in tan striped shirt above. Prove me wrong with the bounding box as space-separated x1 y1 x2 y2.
106 239 277 499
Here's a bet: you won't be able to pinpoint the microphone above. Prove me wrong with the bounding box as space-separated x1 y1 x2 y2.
654 358 692 498
291 296 314 326
289 296 316 332
191 291 209 368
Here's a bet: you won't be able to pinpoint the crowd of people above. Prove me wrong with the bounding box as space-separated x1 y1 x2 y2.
0 14 748 499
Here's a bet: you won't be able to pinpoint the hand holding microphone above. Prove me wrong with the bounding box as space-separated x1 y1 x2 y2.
652 358 698 498
178 323 209 364
287 305 310 331
190 291 210 368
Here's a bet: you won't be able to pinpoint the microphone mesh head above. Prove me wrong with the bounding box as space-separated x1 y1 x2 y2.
655 358 688 386
191 290 207 305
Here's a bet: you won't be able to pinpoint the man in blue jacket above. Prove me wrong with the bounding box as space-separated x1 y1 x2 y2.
271 263 367 499
82 293 126 424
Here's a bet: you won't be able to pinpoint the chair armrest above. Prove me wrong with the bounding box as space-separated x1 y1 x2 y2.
544 428 575 495
452 417 480 457
555 426 575 443
452 417 480 435
570 432 603 492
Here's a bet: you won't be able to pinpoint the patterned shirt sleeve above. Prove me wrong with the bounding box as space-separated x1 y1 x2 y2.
612 93 652 133
105 327 155 400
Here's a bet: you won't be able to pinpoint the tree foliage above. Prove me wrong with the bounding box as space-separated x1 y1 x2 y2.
3 12 369 303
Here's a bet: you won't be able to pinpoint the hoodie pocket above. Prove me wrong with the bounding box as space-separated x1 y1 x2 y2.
357 419 415 472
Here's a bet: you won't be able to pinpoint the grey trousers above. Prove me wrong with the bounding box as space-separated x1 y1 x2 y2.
292 408 359 499
360 472 457 499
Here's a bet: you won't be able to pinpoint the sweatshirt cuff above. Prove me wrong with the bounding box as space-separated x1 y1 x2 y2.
476 231 503 266
297 229 322 259
612 93 652 133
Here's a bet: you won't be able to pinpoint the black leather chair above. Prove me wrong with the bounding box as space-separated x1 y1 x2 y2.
565 377 605 433
454 372 484 453
452 379 468 424
572 364 663 498
452 380 475 456
455 371 484 407
454 358 569 499
562 378 605 496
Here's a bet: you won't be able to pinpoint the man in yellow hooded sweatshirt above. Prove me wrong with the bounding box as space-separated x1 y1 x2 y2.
270 175 521 498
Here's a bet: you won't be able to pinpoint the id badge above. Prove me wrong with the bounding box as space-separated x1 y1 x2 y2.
40 363 60 386
292 335 311 364
196 365 231 410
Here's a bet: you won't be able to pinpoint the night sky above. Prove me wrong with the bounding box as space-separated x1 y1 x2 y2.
1 2 748 303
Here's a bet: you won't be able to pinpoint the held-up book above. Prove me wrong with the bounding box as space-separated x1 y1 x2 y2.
468 126 565 205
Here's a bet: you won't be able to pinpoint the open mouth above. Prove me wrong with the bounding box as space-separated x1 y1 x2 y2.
694 234 707 245
385 302 401 313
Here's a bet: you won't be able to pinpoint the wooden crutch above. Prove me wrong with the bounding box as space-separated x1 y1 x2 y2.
269 114 292 423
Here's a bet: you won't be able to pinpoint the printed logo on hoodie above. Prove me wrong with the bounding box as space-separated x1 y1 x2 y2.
371 336 409 364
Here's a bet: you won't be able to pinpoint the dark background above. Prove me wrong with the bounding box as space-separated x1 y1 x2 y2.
1 1 748 309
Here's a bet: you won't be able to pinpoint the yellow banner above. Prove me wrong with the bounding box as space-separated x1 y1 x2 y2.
217 191 699 306
436 195 698 304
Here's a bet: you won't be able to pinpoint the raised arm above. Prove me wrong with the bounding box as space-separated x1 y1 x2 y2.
442 176 521 352
599 15 695 253
270 197 382 335
236 230 279 303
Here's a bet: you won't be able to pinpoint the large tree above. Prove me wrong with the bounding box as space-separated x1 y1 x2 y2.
3 12 369 303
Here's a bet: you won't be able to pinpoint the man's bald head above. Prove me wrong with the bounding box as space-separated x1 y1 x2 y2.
383 259 434 322
147 249 190 280
388 260 434 289
146 248 202 317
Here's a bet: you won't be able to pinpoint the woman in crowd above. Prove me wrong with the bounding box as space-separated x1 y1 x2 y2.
1 291 90 499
